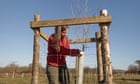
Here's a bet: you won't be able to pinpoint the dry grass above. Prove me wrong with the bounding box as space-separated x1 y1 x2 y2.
0 73 140 84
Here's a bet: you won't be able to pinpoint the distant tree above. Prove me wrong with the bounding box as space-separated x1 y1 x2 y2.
5 62 19 78
135 60 140 73
135 60 140 67
5 62 19 72
127 64 137 73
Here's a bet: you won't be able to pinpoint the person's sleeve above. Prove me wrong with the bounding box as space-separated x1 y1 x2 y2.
59 36 80 56
60 47 80 56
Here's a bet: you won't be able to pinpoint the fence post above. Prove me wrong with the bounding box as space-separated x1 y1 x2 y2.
96 32 104 84
31 14 40 84
99 9 113 84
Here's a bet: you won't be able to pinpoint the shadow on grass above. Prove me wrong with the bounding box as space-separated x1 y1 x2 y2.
117 78 140 81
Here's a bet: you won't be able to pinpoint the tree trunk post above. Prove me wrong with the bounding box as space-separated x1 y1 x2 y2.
31 14 40 84
99 9 113 84
95 32 104 84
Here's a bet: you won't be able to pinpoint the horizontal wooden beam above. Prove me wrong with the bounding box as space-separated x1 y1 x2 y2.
40 30 95 43
30 16 112 28
70 38 96 44
39 29 96 43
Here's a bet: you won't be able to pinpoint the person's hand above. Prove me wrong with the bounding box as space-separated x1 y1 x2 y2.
79 50 84 56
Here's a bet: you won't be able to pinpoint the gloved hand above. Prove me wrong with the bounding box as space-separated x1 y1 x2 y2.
79 50 84 56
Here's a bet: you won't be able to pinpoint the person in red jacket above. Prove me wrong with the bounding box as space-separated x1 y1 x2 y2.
46 25 84 84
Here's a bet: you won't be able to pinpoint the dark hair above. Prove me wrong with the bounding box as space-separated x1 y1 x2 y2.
61 25 68 32
53 25 68 47
54 25 68 33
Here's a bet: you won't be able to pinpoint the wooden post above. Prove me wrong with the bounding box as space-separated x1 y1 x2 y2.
31 14 40 84
95 32 104 84
99 9 113 84
55 25 61 40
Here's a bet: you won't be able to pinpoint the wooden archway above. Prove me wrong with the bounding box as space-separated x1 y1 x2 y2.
30 9 113 84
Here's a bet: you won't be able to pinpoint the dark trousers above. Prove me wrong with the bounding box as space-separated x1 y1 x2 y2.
46 64 70 84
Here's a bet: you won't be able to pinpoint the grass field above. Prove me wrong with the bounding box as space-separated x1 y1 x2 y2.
0 73 140 84
113 74 140 84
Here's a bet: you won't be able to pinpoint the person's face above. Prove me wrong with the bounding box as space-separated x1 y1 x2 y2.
61 29 68 38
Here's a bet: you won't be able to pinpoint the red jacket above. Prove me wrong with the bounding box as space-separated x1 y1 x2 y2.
47 34 80 66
